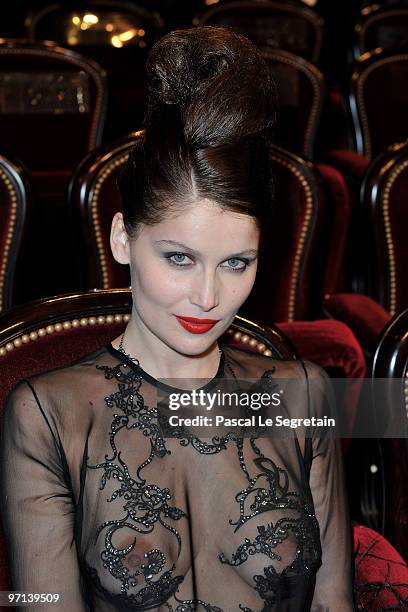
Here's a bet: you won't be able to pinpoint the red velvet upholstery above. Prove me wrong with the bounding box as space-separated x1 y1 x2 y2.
278 319 367 379
0 155 30 311
278 318 366 451
353 524 408 609
324 294 391 354
322 149 370 183
315 163 351 295
321 51 408 272
26 2 164 141
199 0 324 64
245 147 328 322
261 48 324 158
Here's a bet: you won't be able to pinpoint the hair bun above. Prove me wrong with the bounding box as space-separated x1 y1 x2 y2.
145 26 277 148
147 33 230 106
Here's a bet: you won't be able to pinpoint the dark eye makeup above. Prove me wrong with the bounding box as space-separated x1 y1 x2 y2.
163 252 256 272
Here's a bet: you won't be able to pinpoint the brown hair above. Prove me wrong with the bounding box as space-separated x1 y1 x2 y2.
120 26 277 237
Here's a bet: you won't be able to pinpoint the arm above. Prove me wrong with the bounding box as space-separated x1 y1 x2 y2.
0 381 89 611
304 363 355 611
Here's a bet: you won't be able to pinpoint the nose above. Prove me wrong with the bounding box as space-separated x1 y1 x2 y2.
189 268 220 312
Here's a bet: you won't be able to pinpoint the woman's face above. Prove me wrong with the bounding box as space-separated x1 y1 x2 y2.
113 200 260 356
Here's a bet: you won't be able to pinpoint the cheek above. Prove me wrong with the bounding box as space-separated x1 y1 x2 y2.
131 260 186 307
224 267 257 307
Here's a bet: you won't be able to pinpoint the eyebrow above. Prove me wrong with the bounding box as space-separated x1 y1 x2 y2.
154 240 258 258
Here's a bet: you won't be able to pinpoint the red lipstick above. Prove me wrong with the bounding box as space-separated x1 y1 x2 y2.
175 315 220 334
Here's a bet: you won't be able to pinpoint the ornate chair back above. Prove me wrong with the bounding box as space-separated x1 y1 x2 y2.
0 155 30 312
26 1 164 140
261 48 324 158
199 0 323 64
0 39 107 302
361 141 408 314
348 48 408 159
0 39 107 184
354 5 408 60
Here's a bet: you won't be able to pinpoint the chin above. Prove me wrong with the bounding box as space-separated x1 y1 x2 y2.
167 332 221 357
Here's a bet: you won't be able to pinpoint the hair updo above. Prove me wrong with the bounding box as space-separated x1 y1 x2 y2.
120 26 277 237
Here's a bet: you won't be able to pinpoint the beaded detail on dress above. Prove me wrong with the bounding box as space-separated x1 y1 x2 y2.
80 354 322 611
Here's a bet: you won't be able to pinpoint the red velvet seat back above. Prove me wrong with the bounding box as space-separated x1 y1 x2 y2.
199 0 323 64
0 155 30 311
354 6 408 60
244 147 326 322
26 2 163 141
349 49 408 159
362 141 408 313
261 49 324 158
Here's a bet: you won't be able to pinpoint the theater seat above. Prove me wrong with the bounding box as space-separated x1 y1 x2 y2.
0 154 30 312
353 524 408 609
0 289 405 604
0 39 107 302
199 0 324 64
353 5 408 61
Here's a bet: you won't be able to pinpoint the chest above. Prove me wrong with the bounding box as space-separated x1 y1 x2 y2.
76 430 321 610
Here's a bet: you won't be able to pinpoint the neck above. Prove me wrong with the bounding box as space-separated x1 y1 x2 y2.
112 311 221 381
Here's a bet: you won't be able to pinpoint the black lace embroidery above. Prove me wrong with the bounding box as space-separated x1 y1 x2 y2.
85 361 224 610
354 537 408 611
80 359 321 610
219 436 321 610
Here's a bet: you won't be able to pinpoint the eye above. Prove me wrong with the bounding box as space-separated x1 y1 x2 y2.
221 258 249 272
165 252 194 267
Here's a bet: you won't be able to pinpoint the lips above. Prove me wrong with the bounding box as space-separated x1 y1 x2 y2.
175 315 220 334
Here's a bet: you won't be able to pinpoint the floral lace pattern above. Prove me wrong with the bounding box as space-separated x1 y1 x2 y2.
81 358 322 610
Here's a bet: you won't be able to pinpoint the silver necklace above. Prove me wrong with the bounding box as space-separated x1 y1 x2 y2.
117 333 228 378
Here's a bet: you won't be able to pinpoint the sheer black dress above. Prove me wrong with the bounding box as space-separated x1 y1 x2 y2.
0 343 354 611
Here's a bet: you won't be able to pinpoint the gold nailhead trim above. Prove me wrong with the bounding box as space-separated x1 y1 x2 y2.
0 167 18 312
261 52 322 156
357 54 408 158
270 155 313 321
358 10 408 56
381 158 408 314
91 153 130 288
0 313 132 355
0 311 275 358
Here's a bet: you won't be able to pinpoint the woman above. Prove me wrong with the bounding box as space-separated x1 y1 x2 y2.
0 27 354 611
